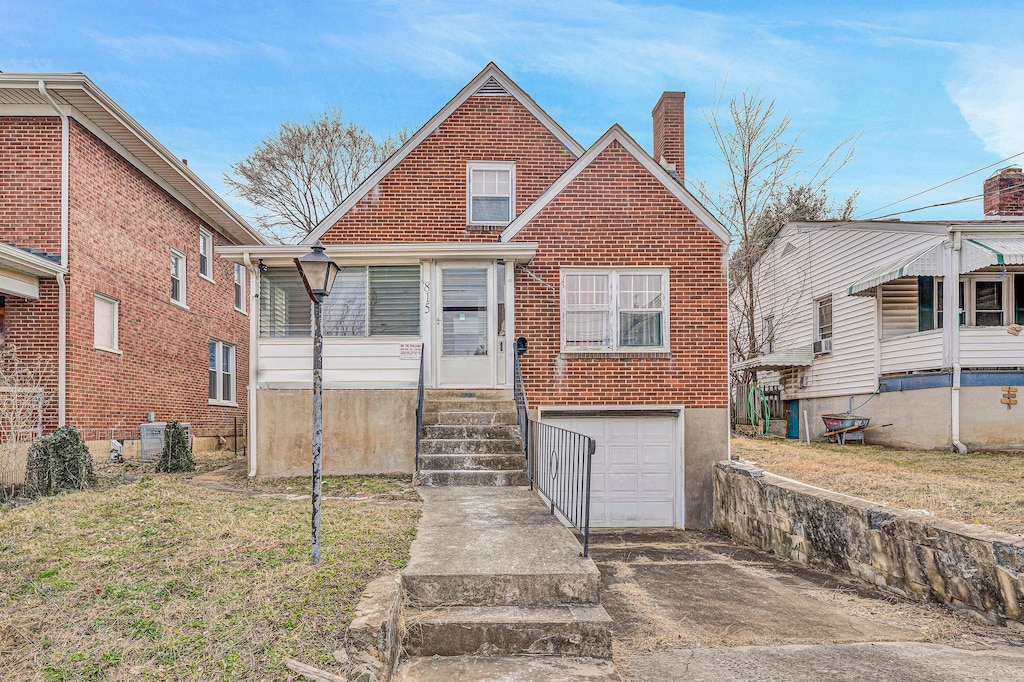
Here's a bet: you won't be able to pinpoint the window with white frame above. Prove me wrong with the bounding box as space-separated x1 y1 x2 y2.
209 339 235 403
199 229 213 280
762 315 775 354
234 263 245 312
814 296 832 341
94 294 119 352
170 249 186 306
562 269 668 351
467 163 514 224
323 265 420 336
973 278 1004 326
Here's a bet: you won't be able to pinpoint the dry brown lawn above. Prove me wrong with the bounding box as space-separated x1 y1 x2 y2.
0 451 421 681
732 436 1024 537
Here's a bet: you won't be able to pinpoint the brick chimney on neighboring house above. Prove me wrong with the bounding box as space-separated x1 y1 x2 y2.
653 91 686 184
983 166 1024 218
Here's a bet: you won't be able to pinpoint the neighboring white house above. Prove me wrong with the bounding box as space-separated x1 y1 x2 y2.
735 166 1024 451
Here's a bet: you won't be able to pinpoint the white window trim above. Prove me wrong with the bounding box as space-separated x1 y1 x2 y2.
171 248 188 309
199 228 215 283
467 161 515 225
93 293 121 355
814 295 833 341
234 263 247 315
208 339 237 407
560 267 670 353
966 275 1008 327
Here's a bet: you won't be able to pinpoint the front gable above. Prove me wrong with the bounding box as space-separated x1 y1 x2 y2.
306 64 583 246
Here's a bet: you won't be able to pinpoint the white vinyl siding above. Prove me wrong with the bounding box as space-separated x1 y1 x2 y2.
257 338 422 388
93 294 119 353
880 330 943 374
467 162 514 225
199 229 213 280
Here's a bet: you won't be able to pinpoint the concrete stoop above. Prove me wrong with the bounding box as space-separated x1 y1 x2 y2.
417 390 528 486
394 487 617 681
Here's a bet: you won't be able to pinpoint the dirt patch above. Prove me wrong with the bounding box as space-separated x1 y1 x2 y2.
732 436 1024 536
589 529 1024 678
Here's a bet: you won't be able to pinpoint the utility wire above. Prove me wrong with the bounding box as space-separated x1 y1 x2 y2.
855 150 1024 220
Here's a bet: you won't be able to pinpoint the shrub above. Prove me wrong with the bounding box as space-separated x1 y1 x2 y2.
157 420 194 473
24 425 95 497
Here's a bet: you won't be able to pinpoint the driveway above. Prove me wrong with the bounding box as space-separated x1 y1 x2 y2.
589 529 1024 681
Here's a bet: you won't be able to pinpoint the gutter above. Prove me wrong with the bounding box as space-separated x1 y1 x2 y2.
243 253 260 477
38 80 69 427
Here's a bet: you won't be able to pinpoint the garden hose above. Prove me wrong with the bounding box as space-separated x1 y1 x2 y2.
747 384 771 436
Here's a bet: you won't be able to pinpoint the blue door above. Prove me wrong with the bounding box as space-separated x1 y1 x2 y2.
786 400 800 439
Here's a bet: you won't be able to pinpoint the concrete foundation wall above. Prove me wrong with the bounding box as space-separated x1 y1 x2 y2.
792 386 1024 451
256 389 416 477
714 460 1024 625
683 407 729 530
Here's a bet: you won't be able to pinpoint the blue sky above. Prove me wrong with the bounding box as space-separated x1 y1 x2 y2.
5 1 1023 225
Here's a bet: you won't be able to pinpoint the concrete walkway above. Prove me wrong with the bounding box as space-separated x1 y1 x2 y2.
395 486 619 681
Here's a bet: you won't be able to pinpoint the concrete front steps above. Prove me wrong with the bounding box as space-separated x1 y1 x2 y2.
396 487 618 680
417 389 529 486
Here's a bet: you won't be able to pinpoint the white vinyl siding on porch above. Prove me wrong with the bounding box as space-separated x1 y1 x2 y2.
257 339 421 388
879 330 943 374
961 328 1024 367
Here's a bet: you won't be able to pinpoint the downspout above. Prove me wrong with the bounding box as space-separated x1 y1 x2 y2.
243 252 259 477
949 231 968 454
38 81 69 427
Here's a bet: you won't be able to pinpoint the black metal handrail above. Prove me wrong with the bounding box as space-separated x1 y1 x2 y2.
414 343 425 472
513 351 596 556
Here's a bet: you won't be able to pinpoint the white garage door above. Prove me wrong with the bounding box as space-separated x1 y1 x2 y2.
542 412 680 528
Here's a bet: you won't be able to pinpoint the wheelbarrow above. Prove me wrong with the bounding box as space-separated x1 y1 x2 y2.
822 414 891 444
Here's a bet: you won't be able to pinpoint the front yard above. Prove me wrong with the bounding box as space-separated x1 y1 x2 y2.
732 436 1024 536
0 455 420 681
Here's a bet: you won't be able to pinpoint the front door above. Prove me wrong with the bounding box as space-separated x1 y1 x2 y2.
437 264 494 387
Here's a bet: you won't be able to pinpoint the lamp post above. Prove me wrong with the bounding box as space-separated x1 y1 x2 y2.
295 242 339 565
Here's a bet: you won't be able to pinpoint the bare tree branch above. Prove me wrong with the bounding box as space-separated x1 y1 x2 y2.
224 108 412 243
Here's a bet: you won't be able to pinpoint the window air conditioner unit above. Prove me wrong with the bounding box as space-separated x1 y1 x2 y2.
812 338 833 355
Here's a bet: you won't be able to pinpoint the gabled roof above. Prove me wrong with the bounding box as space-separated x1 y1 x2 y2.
302 63 585 245
0 73 265 246
500 124 730 244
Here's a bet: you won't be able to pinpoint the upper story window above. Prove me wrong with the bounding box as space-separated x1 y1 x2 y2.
814 296 832 341
199 229 213 280
561 269 668 352
762 315 775 354
234 263 246 313
170 249 186 307
467 162 514 225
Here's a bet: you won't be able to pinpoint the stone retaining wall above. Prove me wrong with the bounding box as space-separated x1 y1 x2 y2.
713 460 1024 625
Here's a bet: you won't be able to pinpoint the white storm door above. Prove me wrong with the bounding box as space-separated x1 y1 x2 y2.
437 264 495 387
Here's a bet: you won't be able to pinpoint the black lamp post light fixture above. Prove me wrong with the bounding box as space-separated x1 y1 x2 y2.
295 241 339 565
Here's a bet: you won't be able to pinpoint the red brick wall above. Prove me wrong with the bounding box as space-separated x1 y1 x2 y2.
0 117 62 255
64 119 248 436
511 141 729 409
320 95 577 244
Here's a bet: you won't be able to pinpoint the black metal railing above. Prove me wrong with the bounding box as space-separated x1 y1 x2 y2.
414 343 425 472
513 350 596 556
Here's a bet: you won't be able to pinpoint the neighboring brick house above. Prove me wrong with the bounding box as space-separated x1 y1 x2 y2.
222 64 729 528
0 74 264 448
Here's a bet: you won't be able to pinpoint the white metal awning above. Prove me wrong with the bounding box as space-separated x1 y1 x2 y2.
733 345 814 372
848 243 945 296
961 238 1024 272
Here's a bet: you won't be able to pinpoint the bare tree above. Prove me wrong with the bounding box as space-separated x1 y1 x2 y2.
225 108 411 242
0 347 49 501
692 88 858 367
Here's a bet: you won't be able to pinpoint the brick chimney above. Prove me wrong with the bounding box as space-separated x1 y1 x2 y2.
653 91 686 183
983 166 1024 218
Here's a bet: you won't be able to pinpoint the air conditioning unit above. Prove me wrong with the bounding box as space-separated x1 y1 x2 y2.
812 338 833 355
799 374 811 388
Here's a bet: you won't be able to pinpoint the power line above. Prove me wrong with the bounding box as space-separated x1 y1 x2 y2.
855 150 1024 220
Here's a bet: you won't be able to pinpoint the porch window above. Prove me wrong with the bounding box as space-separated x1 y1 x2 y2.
1015 274 1024 325
260 266 420 338
468 163 514 225
562 269 668 351
974 280 1004 326
917 277 935 332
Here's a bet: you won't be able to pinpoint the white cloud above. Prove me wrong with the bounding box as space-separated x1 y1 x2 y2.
947 46 1024 158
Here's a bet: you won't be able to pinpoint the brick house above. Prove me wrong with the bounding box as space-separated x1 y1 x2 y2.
0 73 264 450
221 64 729 528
